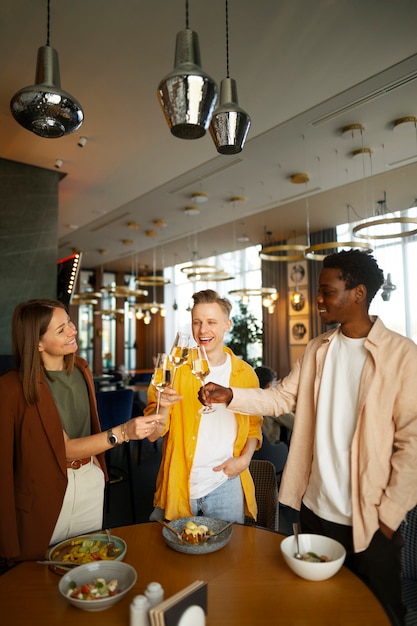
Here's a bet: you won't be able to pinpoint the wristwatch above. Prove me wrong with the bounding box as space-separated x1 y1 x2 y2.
107 428 118 446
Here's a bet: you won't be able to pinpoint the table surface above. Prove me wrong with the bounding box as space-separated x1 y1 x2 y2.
0 522 390 625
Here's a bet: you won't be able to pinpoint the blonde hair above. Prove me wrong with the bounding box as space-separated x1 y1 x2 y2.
192 289 232 318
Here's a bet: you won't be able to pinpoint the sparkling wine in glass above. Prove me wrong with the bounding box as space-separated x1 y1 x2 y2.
190 344 215 413
168 331 190 387
151 353 172 413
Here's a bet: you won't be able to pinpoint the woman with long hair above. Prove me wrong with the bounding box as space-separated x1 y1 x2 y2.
0 299 161 563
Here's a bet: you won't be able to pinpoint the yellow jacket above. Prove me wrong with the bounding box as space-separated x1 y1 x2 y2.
145 347 262 520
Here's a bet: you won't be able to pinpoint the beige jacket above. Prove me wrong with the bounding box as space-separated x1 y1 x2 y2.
229 317 417 552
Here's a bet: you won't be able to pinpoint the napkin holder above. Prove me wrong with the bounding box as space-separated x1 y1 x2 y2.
149 580 207 626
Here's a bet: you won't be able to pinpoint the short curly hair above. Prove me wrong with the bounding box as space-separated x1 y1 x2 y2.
323 250 384 307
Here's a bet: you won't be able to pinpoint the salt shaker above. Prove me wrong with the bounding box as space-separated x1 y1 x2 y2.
130 594 151 626
145 581 164 607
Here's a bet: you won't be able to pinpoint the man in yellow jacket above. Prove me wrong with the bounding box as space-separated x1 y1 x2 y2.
145 289 262 523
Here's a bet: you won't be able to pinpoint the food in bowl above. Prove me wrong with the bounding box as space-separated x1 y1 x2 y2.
181 521 213 544
58 561 137 612
280 533 346 582
161 516 232 555
66 577 121 600
298 551 330 562
48 532 126 565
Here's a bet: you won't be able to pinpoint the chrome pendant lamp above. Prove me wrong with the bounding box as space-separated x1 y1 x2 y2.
10 0 84 138
210 0 251 154
157 0 218 139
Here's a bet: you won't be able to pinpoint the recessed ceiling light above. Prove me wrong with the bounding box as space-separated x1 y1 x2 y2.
127 221 140 230
341 123 365 139
184 205 200 215
153 219 167 228
191 192 208 203
289 173 309 184
351 147 373 159
66 223 78 230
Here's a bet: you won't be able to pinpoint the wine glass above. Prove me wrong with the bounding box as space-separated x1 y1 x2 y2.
190 344 215 413
168 331 190 387
151 352 172 413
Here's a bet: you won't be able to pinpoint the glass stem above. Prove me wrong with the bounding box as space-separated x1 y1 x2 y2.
156 390 161 414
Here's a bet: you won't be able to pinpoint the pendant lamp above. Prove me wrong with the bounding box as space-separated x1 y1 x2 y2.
210 0 251 154
10 0 83 138
157 0 218 139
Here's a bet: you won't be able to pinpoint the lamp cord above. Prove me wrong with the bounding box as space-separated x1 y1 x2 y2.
225 0 230 78
185 0 189 29
46 0 50 46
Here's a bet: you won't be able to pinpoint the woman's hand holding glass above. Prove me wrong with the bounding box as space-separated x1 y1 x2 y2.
190 344 215 413
151 352 173 413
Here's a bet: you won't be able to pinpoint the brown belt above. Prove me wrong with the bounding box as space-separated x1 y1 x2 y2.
66 457 91 470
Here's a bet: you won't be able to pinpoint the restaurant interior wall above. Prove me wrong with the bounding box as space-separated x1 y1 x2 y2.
0 158 60 368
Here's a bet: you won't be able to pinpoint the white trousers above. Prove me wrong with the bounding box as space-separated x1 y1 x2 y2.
49 459 105 546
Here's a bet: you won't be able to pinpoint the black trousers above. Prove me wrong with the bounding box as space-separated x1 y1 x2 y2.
300 503 405 626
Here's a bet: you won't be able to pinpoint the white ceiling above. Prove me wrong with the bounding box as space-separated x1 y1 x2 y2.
2 0 417 275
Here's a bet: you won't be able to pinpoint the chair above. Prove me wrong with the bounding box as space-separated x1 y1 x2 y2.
245 459 279 532
96 388 137 522
401 504 417 625
253 438 288 489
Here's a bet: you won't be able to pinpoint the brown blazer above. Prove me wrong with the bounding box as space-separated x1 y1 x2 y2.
0 357 107 562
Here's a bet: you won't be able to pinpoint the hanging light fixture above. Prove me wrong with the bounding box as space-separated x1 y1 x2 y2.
10 0 83 138
157 0 217 139
209 0 251 154
352 192 417 240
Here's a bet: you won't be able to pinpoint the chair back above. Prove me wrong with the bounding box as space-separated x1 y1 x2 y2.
401 504 417 620
253 438 288 488
245 459 279 531
96 388 134 430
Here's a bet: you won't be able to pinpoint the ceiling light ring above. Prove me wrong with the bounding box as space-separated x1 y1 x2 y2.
304 241 373 261
101 285 149 298
352 217 417 240
136 275 171 286
181 264 220 275
229 288 278 298
259 244 307 262
186 270 235 282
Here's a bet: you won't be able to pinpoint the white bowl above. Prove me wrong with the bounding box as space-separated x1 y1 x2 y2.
58 560 137 611
280 533 346 581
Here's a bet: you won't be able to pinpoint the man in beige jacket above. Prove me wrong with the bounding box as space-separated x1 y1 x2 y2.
200 250 417 626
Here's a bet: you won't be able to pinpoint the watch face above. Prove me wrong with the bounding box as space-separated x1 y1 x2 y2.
107 430 118 445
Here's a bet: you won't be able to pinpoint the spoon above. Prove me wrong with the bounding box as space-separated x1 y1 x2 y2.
207 520 235 540
105 528 116 557
37 560 79 568
293 522 303 559
157 519 183 541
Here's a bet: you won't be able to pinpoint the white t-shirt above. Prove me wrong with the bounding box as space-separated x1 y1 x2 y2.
189 353 237 499
303 330 367 525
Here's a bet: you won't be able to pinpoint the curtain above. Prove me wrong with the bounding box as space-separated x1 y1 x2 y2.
307 228 337 338
261 256 290 379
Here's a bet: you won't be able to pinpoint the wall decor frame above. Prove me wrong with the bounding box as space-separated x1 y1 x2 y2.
289 316 310 345
288 287 309 317
287 260 308 286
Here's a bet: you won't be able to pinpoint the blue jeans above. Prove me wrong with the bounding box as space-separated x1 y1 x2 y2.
150 476 244 523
